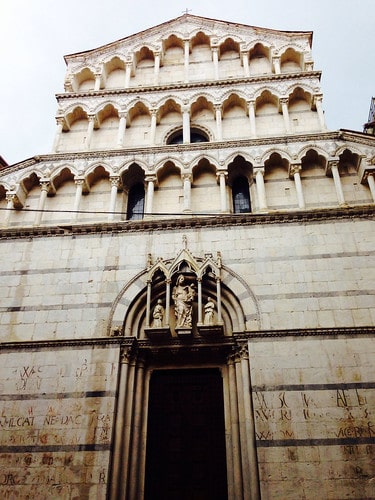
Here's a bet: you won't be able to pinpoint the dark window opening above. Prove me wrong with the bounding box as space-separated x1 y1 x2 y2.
167 128 209 145
127 183 145 220
232 176 251 213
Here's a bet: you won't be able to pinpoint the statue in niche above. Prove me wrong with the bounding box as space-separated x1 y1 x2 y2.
152 299 165 328
204 297 215 326
172 274 196 328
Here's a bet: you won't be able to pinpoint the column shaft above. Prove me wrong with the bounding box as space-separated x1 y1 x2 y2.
52 119 64 153
182 174 192 212
228 358 243 499
85 116 95 149
215 106 223 141
212 47 219 79
153 52 160 85
255 168 267 211
240 347 261 500
182 108 190 143
128 360 145 499
117 113 127 147
218 172 228 212
248 101 256 138
367 173 375 202
34 181 50 226
72 179 84 221
108 177 120 221
109 351 130 500
281 99 291 133
290 166 305 209
242 51 250 77
331 163 346 205
184 40 190 82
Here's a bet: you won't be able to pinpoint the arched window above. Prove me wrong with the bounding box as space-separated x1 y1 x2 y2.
232 176 251 213
167 128 209 145
127 183 145 220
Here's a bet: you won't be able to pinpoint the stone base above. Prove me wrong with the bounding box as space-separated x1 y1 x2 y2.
197 324 224 337
144 327 171 340
175 327 193 338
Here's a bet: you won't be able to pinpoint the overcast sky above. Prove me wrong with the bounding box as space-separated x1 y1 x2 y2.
1 0 374 165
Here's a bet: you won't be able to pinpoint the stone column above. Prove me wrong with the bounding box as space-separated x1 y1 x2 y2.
52 117 65 153
108 176 121 221
153 51 160 85
117 112 127 148
215 104 223 141
216 276 222 323
254 167 267 211
94 72 101 91
217 170 228 212
109 345 134 500
314 94 327 131
227 354 243 499
72 177 85 221
241 50 250 77
366 172 375 202
3 193 16 228
165 279 171 327
184 39 190 82
34 180 50 226
149 109 157 145
118 354 137 499
238 343 261 500
248 100 256 138
125 61 132 88
289 164 305 209
197 278 203 324
234 352 250 499
146 281 152 327
85 114 96 150
128 358 146 499
280 97 291 133
182 173 192 212
212 46 219 80
272 56 281 74
329 160 346 206
145 175 156 215
182 106 190 143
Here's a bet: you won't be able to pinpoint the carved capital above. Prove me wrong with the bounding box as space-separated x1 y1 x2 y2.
109 175 122 189
289 163 302 177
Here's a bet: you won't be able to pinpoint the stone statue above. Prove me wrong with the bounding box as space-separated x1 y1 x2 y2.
204 297 215 325
152 299 164 328
172 274 196 328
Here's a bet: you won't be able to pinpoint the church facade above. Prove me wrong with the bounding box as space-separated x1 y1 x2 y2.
0 14 374 499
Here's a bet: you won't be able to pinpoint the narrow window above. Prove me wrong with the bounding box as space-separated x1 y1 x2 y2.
232 176 251 213
127 183 145 220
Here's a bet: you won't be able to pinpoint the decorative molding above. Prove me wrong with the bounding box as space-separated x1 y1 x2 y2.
0 205 373 241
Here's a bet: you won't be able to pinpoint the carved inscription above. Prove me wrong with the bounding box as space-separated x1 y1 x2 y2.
253 387 374 443
0 348 119 495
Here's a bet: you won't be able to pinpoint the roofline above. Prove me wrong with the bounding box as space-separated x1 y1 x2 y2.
64 13 313 63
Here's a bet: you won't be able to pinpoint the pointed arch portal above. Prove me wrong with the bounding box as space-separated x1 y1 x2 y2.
108 240 261 499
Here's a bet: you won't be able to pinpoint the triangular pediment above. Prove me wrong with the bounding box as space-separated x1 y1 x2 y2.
64 13 313 68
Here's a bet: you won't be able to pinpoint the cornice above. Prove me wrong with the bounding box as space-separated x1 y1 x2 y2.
2 130 374 176
34 131 341 162
0 326 373 352
55 71 322 101
0 205 373 241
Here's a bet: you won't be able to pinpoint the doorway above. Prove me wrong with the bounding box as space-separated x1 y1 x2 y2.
144 368 228 500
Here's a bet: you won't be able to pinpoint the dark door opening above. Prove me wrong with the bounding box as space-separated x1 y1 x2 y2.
145 368 228 500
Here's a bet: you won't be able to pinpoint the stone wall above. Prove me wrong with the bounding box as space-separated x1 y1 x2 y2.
0 344 119 498
0 213 373 341
250 336 375 499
